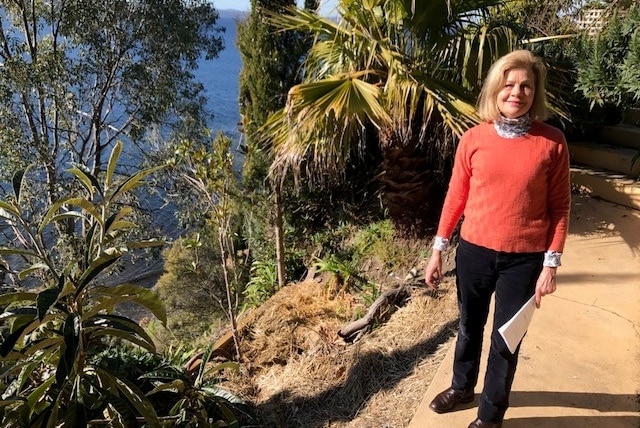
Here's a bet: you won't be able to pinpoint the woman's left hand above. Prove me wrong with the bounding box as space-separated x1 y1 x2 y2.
535 267 557 308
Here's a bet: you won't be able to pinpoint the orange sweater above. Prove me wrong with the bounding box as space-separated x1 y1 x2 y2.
436 121 571 253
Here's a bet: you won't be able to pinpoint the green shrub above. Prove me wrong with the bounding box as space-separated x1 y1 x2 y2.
154 232 229 345
575 6 640 111
243 260 278 309
0 142 168 426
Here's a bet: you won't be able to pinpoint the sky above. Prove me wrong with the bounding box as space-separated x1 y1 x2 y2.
212 0 338 14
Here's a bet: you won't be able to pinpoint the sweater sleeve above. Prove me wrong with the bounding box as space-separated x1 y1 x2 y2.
546 132 571 252
436 131 472 240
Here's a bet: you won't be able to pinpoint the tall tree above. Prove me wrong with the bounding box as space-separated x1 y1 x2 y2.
260 0 518 237
0 0 223 209
493 0 580 38
237 0 318 288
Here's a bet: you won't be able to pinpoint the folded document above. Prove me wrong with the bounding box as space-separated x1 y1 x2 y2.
498 295 536 354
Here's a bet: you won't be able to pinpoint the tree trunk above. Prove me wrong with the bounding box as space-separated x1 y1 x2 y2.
273 184 286 289
379 121 455 239
219 230 241 361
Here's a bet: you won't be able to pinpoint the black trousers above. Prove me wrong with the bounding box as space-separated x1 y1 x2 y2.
451 238 543 423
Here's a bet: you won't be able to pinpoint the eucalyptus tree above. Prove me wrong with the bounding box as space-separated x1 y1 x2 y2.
0 0 223 210
260 0 518 237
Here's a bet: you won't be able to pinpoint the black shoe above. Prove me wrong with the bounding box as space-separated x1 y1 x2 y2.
468 418 503 428
428 387 474 413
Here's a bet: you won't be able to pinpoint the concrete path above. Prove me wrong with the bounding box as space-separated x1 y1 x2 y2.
409 194 640 427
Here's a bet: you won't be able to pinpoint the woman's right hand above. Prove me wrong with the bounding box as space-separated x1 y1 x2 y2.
424 251 443 290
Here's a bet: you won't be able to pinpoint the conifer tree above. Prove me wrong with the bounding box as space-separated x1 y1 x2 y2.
237 0 318 290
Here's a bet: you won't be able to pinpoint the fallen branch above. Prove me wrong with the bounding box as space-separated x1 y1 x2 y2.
338 285 410 342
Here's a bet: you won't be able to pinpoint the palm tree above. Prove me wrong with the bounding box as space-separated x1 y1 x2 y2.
260 0 517 237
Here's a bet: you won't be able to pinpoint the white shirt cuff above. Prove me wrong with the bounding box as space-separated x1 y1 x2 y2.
544 251 562 267
433 236 449 252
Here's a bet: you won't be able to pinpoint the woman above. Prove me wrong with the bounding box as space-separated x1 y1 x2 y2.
424 49 571 428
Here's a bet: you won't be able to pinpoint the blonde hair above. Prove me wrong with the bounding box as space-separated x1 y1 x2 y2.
476 49 549 122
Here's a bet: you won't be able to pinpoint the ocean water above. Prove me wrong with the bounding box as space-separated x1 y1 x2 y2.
193 15 243 144
110 14 247 289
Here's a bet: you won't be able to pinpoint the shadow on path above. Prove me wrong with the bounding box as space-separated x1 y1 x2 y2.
505 415 639 428
509 390 639 412
570 194 640 255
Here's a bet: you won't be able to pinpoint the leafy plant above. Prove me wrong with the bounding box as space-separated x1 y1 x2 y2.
314 255 367 296
575 5 640 110
243 260 278 309
143 345 260 427
172 133 246 360
0 142 167 426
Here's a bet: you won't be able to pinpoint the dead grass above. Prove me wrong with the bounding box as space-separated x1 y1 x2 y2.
220 268 459 428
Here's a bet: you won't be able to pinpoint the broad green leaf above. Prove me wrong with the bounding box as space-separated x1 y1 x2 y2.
36 289 60 321
75 249 123 297
109 166 164 203
41 212 85 227
0 292 38 306
83 314 155 350
57 313 80 386
0 248 41 259
0 350 26 362
0 322 31 357
18 263 50 281
84 222 98 268
63 197 104 226
107 220 137 232
86 327 155 352
202 386 246 405
23 337 63 356
104 207 134 234
126 239 165 249
0 397 25 408
92 284 166 324
0 200 20 218
26 376 55 412
38 198 71 234
12 169 26 203
168 397 187 417
106 141 123 190
67 166 100 199
138 367 189 383
83 294 133 319
146 379 186 395
95 367 161 428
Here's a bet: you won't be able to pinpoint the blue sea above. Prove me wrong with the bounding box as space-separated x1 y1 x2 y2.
116 14 247 288
193 14 244 145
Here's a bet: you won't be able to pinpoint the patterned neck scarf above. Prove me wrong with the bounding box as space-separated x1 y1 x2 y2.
493 114 533 139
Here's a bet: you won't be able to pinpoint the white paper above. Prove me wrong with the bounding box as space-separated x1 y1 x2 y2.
498 295 536 354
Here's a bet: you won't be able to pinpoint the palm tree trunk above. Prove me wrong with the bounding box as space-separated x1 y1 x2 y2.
379 124 452 238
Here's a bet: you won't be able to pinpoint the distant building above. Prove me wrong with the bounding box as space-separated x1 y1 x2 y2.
575 8 608 36
575 7 629 37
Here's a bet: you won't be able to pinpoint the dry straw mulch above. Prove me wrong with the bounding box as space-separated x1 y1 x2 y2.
221 275 459 428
